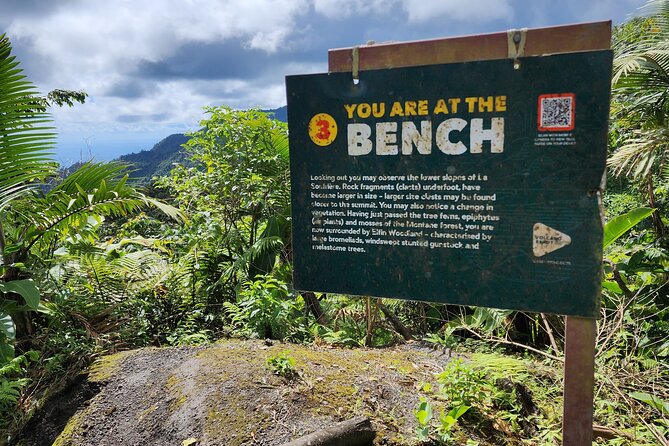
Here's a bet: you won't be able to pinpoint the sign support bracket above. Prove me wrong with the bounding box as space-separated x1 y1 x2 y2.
507 27 527 69
351 46 360 82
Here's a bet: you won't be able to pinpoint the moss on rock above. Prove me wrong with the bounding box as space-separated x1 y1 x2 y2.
21 340 464 446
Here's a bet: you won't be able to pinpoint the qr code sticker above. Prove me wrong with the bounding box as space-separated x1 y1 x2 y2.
538 93 575 131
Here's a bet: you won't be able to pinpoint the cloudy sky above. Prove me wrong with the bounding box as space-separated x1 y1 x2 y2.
1 0 647 164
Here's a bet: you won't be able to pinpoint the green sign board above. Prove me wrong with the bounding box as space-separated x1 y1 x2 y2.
286 50 612 317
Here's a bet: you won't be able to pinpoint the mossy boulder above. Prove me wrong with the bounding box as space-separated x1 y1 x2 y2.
19 340 456 446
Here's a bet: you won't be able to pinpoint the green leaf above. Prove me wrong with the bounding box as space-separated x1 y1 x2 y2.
602 280 623 294
416 409 431 425
415 426 430 441
35 302 51 314
603 207 654 248
415 398 433 425
447 404 470 420
0 279 40 309
630 391 669 415
0 313 15 341
2 243 23 254
0 342 15 363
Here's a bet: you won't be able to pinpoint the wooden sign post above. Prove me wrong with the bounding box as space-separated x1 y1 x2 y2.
563 316 597 444
287 21 611 445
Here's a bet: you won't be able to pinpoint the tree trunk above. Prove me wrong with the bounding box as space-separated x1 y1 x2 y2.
379 303 413 341
302 291 328 325
13 309 33 351
647 176 665 237
364 297 376 347
281 416 375 446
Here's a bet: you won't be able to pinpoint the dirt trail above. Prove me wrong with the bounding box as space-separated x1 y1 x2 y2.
17 339 455 446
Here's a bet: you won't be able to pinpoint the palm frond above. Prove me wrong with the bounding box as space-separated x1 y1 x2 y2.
607 127 669 178
10 162 184 253
0 33 56 210
613 49 669 86
139 194 186 223
610 3 669 181
224 234 284 280
640 0 669 26
53 246 167 303
53 161 130 193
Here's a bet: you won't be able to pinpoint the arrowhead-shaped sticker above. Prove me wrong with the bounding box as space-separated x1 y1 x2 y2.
533 223 571 257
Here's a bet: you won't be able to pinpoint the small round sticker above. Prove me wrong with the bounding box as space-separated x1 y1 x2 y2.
308 113 337 146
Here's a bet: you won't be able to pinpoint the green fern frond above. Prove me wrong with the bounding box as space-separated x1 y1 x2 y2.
469 352 530 379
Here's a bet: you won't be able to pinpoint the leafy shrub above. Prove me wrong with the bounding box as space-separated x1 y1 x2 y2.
414 359 485 443
266 351 296 379
224 276 305 341
0 351 38 427
436 358 488 407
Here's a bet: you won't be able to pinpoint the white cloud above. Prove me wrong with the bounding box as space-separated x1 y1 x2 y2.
313 0 392 18
402 0 513 23
6 0 310 132
312 0 513 23
7 0 308 87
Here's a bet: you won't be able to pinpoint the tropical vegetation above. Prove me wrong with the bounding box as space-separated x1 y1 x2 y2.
1 1 669 444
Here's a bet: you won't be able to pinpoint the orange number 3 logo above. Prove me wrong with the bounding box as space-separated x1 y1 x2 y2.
308 113 337 146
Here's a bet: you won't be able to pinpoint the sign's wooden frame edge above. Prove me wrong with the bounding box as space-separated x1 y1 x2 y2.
328 20 611 72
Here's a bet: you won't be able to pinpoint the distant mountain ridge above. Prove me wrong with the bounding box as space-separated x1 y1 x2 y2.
266 105 287 122
117 133 190 184
114 106 287 184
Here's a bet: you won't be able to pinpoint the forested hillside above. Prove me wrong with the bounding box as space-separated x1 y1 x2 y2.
109 107 287 184
117 133 190 184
